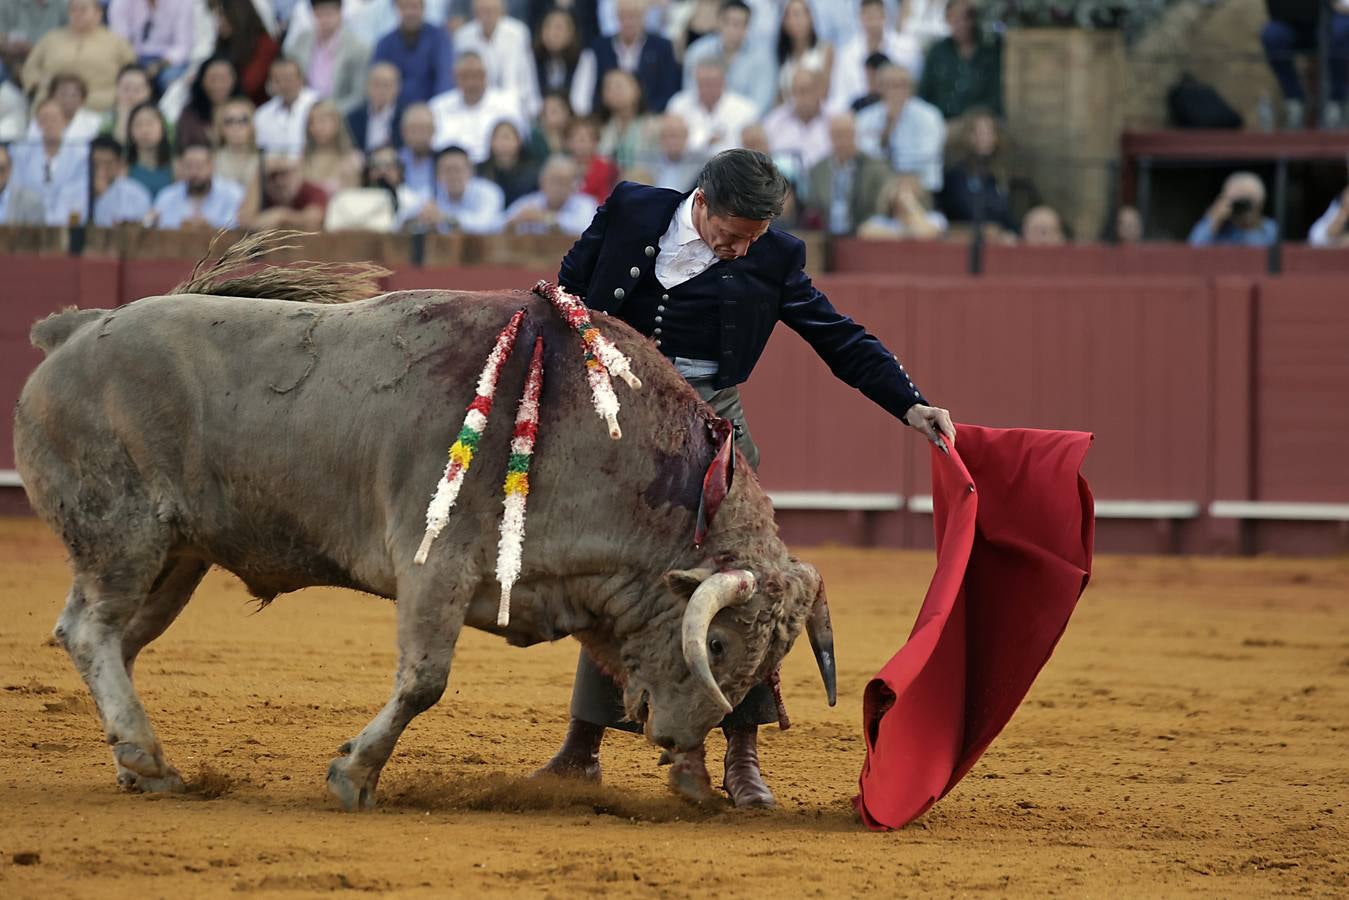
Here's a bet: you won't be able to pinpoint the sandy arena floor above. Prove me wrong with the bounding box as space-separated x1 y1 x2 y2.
0 516 1345 898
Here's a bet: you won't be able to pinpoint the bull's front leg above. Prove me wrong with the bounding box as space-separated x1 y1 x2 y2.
326 580 468 811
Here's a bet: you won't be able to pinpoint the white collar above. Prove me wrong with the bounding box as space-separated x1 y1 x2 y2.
673 192 703 247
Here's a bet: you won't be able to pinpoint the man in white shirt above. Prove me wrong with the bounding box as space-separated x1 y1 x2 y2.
501 155 597 236
828 0 924 113
681 0 776 114
428 51 526 162
253 57 320 156
0 142 50 224
150 143 245 229
453 0 537 116
855 62 945 192
414 143 504 233
665 58 758 155
11 96 88 213
347 63 403 153
762 68 832 174
647 111 705 191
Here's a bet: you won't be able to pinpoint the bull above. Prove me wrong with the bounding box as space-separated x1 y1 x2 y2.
14 236 835 810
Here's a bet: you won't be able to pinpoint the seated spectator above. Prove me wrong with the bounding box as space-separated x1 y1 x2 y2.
477 119 539 206
937 107 1016 233
455 0 537 116
429 51 526 161
48 134 152 227
528 89 573 159
572 0 680 117
802 112 890 236
918 0 1003 119
301 100 363 194
290 0 371 114
176 57 242 149
738 121 769 153
0 0 68 88
828 0 920 114
1022 204 1067 246
398 101 438 194
1308 186 1349 247
363 142 431 228
101 66 154 149
348 62 405 153
0 143 47 225
240 153 329 230
682 0 776 113
850 52 891 114
415 144 503 233
1188 172 1277 247
1105 205 1143 244
107 0 197 92
775 0 833 108
22 0 136 112
285 0 407 57
126 101 175 197
671 0 720 61
665 57 758 155
647 111 703 191
856 62 945 192
255 58 319 156
213 98 261 191
27 73 103 143
597 69 653 171
1261 0 1349 129
372 0 455 107
209 0 280 106
533 7 582 106
150 142 245 229
763 67 831 173
857 173 948 240
501 153 597 235
565 116 618 200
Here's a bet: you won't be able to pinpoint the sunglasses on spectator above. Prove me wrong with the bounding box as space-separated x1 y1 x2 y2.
222 116 250 125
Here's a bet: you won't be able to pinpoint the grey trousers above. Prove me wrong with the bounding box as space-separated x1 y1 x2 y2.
569 381 776 732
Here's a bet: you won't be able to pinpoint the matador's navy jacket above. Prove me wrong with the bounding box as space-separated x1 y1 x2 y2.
558 181 928 420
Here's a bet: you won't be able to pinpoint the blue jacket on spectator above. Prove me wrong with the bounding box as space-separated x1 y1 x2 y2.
1187 216 1278 247
348 101 407 153
372 24 455 106
586 33 680 114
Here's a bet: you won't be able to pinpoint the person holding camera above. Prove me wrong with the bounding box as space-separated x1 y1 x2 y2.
1188 171 1278 247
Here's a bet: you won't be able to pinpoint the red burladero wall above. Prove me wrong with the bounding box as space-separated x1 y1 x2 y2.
3 252 1348 554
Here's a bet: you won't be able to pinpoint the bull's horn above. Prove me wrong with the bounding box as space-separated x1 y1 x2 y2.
680 569 756 715
806 584 837 707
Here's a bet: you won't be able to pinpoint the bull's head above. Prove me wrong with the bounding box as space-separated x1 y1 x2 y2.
619 559 835 752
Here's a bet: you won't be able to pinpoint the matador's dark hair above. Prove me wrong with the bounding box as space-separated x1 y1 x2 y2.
696 149 789 221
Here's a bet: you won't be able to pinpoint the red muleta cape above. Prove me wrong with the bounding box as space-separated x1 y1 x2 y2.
854 424 1094 831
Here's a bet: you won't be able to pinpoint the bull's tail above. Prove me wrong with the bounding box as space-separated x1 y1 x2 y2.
30 308 106 355
173 230 390 304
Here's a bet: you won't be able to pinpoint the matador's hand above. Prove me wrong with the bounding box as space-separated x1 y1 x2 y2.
903 404 956 454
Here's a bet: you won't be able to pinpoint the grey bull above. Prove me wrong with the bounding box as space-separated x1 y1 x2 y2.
14 243 835 811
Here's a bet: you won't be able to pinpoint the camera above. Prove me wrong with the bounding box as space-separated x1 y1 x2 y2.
1230 198 1253 217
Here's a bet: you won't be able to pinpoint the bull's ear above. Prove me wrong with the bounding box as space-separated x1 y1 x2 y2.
663 567 716 600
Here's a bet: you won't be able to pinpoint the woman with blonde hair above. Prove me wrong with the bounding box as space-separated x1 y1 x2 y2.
858 173 949 240
213 97 261 190
301 100 363 195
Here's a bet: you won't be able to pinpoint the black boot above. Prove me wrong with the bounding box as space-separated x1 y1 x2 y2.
533 718 604 782
722 725 776 808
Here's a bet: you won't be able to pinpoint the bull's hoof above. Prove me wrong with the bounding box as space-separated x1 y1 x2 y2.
531 756 601 783
112 742 184 794
667 748 723 808
326 758 377 812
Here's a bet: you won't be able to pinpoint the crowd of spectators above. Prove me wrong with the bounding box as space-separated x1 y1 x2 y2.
0 0 1341 248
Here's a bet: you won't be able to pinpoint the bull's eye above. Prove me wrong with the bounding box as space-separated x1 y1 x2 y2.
708 637 726 659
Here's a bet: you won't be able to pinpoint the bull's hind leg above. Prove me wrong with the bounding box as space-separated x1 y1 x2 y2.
327 580 468 811
55 551 200 793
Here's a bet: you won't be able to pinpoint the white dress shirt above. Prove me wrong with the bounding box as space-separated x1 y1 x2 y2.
656 192 716 289
428 87 526 162
454 17 538 116
254 87 319 156
762 104 833 172
664 89 759 155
